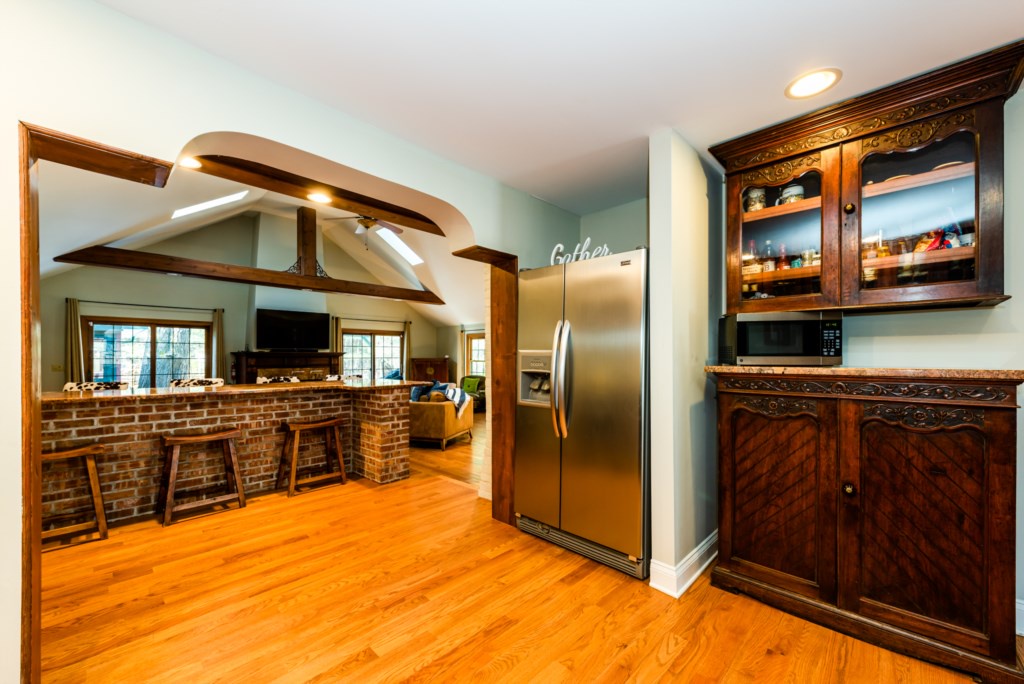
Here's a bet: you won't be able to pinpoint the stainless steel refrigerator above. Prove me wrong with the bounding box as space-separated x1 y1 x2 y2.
514 248 649 579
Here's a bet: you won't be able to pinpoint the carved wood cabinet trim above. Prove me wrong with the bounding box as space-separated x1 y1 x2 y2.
720 376 1015 406
710 42 1024 173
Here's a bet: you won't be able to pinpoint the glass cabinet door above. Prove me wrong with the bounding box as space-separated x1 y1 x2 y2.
838 103 1007 309
857 130 976 291
731 147 839 311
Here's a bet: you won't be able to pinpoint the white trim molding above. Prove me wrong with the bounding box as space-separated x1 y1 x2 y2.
1016 599 1024 636
649 530 718 598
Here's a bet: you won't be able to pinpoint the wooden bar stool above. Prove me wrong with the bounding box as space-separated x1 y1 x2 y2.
277 416 346 497
158 427 246 526
41 443 108 545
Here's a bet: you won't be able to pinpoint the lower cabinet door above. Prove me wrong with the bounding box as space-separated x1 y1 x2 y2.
718 393 837 602
837 399 1018 664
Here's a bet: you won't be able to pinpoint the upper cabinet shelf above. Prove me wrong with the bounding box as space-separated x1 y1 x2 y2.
711 40 1024 314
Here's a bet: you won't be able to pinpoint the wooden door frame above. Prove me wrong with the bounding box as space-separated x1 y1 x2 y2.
19 123 517 682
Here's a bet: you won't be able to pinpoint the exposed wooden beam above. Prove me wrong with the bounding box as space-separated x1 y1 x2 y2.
296 207 318 277
195 155 446 237
55 246 445 304
22 122 172 187
452 245 518 274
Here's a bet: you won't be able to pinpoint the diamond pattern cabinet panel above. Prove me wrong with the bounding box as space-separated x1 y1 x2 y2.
837 399 1016 661
717 393 837 602
859 423 984 633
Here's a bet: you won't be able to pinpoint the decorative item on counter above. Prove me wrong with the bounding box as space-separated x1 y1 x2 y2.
744 187 766 212
775 184 805 205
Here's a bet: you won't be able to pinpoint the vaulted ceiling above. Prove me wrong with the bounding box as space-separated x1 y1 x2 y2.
94 1 1024 215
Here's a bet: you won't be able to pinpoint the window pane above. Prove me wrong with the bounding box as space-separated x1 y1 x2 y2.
374 334 402 381
343 333 372 378
467 334 486 376
156 326 207 388
90 323 150 388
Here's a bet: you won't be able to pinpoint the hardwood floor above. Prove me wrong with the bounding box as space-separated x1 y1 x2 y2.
41 414 976 683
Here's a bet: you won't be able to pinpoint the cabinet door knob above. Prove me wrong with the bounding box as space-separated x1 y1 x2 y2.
842 482 857 496
843 202 856 214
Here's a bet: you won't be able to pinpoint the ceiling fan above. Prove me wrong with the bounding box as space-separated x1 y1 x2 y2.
324 215 404 235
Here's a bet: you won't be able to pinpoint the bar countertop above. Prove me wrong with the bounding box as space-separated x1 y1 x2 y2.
42 378 429 404
705 366 1024 382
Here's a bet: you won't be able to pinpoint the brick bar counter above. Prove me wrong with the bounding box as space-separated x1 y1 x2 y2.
41 379 421 526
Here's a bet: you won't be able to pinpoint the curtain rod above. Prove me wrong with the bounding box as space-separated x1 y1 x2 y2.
337 316 410 324
69 298 216 313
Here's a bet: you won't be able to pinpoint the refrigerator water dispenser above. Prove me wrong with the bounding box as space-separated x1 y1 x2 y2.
518 352 551 406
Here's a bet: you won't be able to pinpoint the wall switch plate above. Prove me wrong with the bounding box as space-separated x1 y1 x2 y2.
50 364 64 372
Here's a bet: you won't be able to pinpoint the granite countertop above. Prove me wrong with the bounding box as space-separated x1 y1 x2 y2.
42 378 429 403
705 365 1024 382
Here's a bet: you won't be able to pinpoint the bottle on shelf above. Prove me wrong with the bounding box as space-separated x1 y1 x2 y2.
762 240 776 272
778 243 789 270
741 239 763 275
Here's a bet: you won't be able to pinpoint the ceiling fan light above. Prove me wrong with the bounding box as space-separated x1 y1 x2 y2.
354 224 368 235
785 67 842 99
178 157 202 169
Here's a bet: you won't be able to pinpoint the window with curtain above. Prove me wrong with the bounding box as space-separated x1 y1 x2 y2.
342 330 404 380
82 316 211 389
466 332 486 376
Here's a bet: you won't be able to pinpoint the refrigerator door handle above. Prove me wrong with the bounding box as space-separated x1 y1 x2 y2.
549 319 563 438
557 320 571 437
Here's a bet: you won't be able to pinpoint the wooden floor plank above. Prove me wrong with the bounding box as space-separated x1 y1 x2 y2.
40 418 979 682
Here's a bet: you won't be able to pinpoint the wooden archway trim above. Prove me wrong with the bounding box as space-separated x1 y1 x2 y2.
21 122 176 683
453 245 517 524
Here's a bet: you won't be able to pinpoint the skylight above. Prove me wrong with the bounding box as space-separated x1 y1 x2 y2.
171 190 249 219
378 228 424 266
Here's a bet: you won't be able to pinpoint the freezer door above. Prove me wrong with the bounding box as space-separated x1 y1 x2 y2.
514 403 561 527
514 264 565 527
560 250 647 557
517 264 564 350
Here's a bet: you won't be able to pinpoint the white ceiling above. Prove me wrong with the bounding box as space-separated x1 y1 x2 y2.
93 0 1024 216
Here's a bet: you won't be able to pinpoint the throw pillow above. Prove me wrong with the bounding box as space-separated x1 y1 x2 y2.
410 384 430 402
462 377 480 394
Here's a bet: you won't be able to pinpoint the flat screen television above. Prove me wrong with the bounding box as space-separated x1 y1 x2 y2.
255 308 330 351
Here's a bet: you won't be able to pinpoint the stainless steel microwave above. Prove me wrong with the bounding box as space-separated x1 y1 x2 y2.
718 311 842 366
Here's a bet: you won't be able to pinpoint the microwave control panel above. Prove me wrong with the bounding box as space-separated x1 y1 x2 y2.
822 321 842 357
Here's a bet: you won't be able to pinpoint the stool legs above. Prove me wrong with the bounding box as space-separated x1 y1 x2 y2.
277 417 346 496
83 450 108 540
159 427 245 525
41 444 108 546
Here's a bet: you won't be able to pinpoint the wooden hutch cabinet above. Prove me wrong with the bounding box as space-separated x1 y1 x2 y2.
709 367 1024 683
710 41 1024 314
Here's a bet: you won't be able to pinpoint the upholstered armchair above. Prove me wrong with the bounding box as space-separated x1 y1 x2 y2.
409 392 474 450
458 375 486 412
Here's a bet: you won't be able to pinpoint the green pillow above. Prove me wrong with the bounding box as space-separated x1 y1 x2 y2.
462 377 480 393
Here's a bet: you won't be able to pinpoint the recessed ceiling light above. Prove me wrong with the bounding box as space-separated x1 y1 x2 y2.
171 190 249 219
308 192 332 204
179 157 202 169
785 68 842 99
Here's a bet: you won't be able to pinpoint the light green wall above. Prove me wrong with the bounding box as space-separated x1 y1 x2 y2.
39 214 257 392
0 0 575 668
580 198 648 255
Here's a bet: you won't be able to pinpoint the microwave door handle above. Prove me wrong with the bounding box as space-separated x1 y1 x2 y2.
557 320 571 437
550 319 563 438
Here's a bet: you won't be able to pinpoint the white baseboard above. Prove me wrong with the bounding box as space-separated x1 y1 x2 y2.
649 530 718 598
